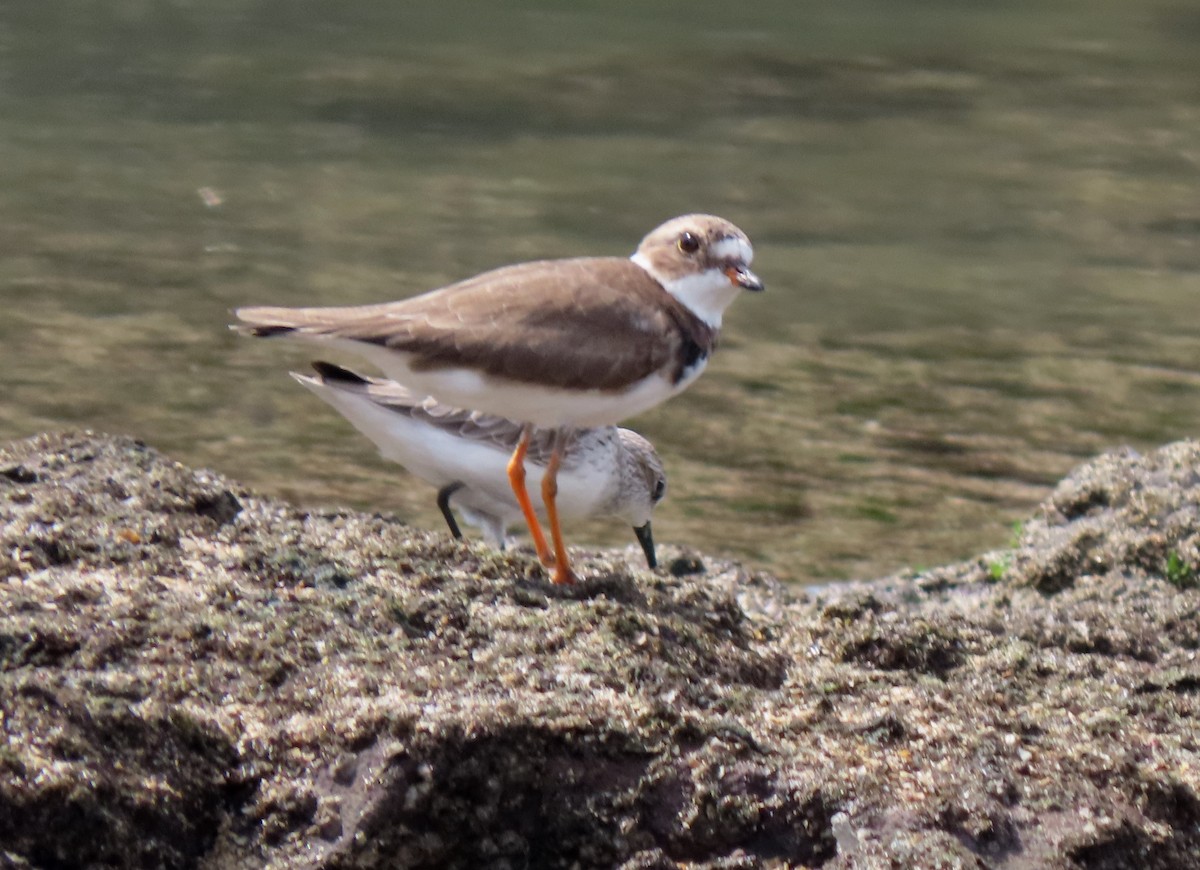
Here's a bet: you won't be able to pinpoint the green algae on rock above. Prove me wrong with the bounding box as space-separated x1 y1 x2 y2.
1 431 1199 867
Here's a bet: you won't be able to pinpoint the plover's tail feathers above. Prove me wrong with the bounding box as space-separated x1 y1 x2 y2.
232 305 315 338
236 323 296 338
232 304 401 339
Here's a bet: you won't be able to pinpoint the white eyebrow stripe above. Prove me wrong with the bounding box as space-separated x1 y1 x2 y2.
711 236 753 263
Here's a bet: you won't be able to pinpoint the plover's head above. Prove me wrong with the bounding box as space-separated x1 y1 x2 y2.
631 214 763 328
615 429 668 568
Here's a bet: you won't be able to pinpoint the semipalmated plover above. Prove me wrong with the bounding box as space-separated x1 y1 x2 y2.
235 214 761 584
293 361 667 568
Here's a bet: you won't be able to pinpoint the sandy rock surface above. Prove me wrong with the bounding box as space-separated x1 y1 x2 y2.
1 431 1198 868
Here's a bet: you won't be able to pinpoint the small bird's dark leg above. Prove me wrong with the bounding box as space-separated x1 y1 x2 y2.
436 482 465 540
507 425 554 567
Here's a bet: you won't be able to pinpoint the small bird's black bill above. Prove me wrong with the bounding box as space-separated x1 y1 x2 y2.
634 522 656 569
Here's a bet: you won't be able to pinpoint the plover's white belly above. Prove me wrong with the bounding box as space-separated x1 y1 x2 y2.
344 340 708 428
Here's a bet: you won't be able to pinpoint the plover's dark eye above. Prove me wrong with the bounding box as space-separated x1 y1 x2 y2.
653 478 667 501
677 232 700 255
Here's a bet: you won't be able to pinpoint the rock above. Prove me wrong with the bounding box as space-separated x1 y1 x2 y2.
1 431 1198 868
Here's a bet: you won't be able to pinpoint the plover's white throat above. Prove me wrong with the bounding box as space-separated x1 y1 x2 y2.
235 213 761 584
293 361 667 568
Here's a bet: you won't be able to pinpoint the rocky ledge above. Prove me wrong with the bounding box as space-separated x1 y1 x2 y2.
1 431 1198 869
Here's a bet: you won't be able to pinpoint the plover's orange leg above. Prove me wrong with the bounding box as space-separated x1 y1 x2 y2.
542 431 578 585
507 425 553 567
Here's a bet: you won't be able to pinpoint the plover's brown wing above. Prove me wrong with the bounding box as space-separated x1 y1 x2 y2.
301 361 572 465
236 257 715 392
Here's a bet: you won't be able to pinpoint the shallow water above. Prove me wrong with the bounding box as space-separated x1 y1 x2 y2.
2 1 1199 583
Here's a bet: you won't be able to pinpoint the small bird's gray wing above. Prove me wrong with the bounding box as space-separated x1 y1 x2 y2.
301 361 566 463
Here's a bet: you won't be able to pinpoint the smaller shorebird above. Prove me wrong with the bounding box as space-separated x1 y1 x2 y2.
293 362 667 568
236 214 760 583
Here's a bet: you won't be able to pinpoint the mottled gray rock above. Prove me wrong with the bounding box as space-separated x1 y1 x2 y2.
1 431 1198 868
